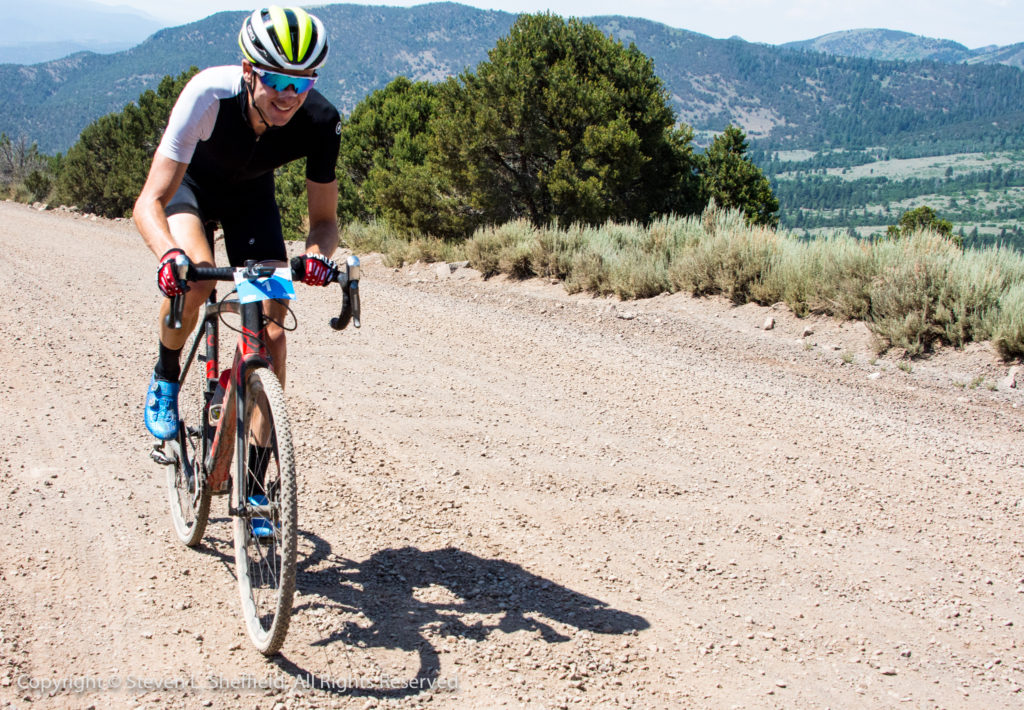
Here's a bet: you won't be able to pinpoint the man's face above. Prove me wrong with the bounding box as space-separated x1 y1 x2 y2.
242 61 316 129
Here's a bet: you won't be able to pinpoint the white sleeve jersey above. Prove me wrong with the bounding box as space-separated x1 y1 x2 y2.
157 66 245 164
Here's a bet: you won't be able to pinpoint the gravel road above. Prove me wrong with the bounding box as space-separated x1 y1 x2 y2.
1 201 1022 709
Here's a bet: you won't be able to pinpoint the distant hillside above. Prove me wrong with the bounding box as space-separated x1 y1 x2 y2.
0 0 162 65
0 4 513 154
0 41 145 66
967 42 1024 70
783 29 975 63
3 3 1024 157
782 28 1024 69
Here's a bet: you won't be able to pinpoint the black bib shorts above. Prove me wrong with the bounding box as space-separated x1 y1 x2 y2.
164 172 286 266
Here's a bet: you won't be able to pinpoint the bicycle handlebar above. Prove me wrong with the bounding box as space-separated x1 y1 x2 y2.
164 255 362 332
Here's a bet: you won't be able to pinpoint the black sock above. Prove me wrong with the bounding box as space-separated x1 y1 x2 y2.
154 342 182 383
247 444 273 497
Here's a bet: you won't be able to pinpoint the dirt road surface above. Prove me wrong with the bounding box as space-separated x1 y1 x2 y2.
1 201 1023 709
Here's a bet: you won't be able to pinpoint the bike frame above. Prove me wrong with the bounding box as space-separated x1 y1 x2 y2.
158 254 360 655
176 273 277 502
167 254 359 506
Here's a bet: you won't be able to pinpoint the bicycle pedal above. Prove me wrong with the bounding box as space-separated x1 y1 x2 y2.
150 444 176 466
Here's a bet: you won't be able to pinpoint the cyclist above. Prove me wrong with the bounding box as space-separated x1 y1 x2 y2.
135 6 343 441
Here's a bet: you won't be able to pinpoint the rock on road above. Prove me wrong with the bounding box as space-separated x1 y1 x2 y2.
0 201 1022 709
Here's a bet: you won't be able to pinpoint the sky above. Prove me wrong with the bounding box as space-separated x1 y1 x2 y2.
93 0 1021 49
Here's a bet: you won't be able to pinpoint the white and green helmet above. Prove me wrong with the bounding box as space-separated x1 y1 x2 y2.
239 6 329 72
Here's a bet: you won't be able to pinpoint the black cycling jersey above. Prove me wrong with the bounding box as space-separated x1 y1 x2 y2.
158 66 341 265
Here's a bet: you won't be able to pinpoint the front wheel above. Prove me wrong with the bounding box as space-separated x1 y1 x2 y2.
233 366 297 655
166 343 212 546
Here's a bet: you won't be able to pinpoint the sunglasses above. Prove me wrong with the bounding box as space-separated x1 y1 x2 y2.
252 66 317 94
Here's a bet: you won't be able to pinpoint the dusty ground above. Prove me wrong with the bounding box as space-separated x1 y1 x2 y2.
1 200 1023 710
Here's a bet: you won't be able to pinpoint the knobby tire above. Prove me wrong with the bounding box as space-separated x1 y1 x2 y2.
166 330 213 546
233 366 297 655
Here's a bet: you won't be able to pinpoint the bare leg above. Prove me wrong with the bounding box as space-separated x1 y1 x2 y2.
249 299 288 450
145 213 218 439
263 299 289 388
157 213 217 350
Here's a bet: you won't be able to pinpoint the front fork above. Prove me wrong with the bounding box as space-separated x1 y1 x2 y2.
228 297 275 517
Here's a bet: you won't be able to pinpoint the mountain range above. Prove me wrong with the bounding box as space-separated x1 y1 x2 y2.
3 3 1023 156
783 29 1024 68
0 0 163 65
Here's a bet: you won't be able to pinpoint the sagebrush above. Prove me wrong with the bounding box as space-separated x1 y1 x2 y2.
358 205 1024 360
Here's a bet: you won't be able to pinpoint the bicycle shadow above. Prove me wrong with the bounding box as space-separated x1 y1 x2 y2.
185 516 236 568
274 532 649 699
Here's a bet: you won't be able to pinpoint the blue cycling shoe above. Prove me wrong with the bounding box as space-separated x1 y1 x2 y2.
145 373 180 440
247 495 277 540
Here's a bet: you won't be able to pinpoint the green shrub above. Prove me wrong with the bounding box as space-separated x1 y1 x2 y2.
887 206 958 246
866 233 958 355
529 224 586 280
607 248 671 300
55 68 198 217
343 219 465 268
991 283 1024 359
275 159 308 241
24 170 52 203
943 247 1021 345
819 237 878 320
861 232 1024 354
755 233 876 318
500 242 536 279
464 221 537 278
669 208 778 303
6 181 31 203
564 247 610 295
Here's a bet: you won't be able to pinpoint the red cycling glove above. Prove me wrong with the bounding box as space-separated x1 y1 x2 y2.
303 253 338 287
157 248 189 298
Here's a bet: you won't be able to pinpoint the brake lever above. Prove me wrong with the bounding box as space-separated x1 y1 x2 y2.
330 255 361 331
331 293 351 331
289 254 306 281
348 279 361 329
243 260 276 280
164 253 191 330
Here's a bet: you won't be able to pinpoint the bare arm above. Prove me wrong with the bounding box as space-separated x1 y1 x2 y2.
133 153 189 258
304 178 340 258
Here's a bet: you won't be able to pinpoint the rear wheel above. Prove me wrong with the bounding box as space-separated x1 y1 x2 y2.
233 366 297 655
166 345 212 547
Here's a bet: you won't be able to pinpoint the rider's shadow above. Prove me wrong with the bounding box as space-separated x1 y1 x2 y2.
274 534 649 698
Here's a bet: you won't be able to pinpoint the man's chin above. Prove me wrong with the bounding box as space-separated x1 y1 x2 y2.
266 104 299 126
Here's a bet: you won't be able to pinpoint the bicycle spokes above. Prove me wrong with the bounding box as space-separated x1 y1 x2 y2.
165 325 213 547
159 258 361 656
235 368 296 655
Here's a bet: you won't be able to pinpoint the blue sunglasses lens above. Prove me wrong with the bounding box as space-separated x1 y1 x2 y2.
255 69 316 93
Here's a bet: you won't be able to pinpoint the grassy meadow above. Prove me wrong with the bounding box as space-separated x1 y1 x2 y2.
766 149 1024 246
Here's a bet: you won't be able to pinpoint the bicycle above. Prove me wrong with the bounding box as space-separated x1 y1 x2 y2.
150 254 361 655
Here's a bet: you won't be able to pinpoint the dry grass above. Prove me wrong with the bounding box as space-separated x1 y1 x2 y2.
355 207 1024 360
